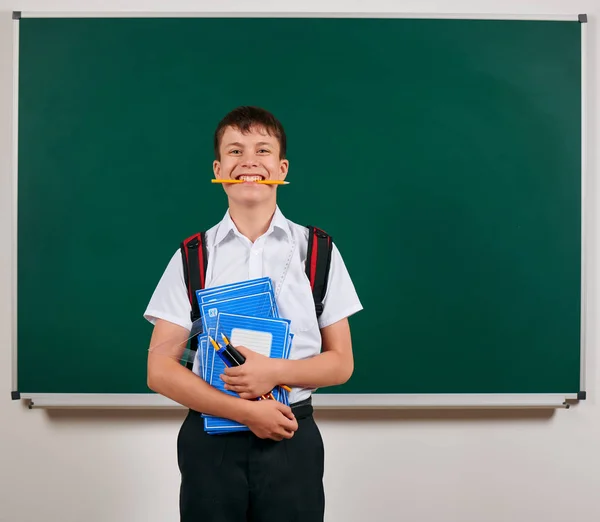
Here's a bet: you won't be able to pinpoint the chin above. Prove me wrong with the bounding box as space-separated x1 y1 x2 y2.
229 193 272 207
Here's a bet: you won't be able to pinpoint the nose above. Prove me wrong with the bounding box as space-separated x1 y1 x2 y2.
240 152 259 168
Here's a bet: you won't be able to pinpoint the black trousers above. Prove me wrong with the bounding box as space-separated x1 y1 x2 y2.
177 398 325 522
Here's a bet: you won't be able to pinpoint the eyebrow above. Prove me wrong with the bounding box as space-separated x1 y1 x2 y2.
224 141 275 148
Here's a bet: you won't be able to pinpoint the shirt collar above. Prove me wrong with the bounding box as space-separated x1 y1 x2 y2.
213 205 292 246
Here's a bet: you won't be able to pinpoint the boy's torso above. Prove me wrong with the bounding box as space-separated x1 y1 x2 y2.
200 207 322 403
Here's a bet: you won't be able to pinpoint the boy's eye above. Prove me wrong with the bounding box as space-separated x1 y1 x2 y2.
258 149 270 154
230 149 241 154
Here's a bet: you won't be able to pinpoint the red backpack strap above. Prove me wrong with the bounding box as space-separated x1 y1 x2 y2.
305 226 333 319
180 232 208 369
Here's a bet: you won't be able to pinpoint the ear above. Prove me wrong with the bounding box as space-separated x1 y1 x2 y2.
279 159 289 181
213 160 222 179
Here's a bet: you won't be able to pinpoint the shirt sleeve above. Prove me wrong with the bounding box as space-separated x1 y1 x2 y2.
317 242 363 329
143 250 193 331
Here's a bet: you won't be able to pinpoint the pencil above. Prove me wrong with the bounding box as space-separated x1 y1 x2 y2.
221 333 292 394
211 179 289 185
208 335 273 401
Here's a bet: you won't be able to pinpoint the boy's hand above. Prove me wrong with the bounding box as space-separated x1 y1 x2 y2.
220 345 279 399
244 399 298 441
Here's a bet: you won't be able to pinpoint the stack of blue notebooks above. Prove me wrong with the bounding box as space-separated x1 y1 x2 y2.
191 277 293 434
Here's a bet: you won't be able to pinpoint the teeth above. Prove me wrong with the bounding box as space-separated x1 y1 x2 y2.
239 176 263 182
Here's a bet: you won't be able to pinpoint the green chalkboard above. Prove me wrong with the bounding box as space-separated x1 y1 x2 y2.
15 16 584 406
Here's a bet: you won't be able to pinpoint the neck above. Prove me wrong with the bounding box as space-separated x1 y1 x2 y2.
228 202 277 242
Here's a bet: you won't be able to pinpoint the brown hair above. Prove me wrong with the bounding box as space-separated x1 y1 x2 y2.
213 106 287 160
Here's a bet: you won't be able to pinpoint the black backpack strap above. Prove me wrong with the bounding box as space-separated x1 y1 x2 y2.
180 232 208 370
305 226 333 319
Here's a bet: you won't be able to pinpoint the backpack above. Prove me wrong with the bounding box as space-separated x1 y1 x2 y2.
179 225 333 370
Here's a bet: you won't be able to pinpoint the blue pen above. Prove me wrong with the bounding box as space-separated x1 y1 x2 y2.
208 335 237 367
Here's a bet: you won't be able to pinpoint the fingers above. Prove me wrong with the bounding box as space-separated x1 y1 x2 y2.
234 345 250 355
275 404 298 432
223 366 243 376
274 404 297 431
275 402 295 419
224 385 244 394
222 381 262 397
275 401 292 413
220 373 244 386
224 384 251 396
220 374 258 395
287 417 299 432
270 428 295 441
220 374 252 396
222 379 246 392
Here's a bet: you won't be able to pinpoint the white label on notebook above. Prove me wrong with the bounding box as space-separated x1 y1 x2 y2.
230 328 273 358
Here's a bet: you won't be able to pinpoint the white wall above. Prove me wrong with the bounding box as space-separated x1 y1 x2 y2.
1 1 599 521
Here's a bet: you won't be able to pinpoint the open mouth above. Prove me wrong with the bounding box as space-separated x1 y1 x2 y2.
235 174 266 182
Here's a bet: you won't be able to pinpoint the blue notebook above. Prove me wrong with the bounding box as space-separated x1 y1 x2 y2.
190 277 293 434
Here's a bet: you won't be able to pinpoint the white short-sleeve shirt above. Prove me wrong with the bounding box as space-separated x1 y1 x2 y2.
144 205 363 403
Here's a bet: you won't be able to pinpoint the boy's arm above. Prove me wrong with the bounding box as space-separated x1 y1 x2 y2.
147 319 251 420
220 317 354 396
147 319 298 440
221 241 362 398
273 317 354 388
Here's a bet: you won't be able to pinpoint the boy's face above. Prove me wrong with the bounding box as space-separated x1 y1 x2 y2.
213 125 289 207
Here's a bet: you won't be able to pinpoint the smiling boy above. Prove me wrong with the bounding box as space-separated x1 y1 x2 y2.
144 106 362 521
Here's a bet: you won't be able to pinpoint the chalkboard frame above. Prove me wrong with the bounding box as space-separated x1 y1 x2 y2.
9 11 589 409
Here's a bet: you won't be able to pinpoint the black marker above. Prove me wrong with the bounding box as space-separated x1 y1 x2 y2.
220 333 246 365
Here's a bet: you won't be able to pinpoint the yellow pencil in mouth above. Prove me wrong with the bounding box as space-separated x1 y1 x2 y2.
211 179 289 185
